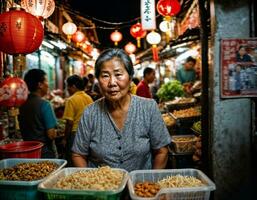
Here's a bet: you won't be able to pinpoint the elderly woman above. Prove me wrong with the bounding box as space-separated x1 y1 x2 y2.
72 48 171 171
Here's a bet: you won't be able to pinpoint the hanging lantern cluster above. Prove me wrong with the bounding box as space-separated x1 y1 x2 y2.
146 31 161 62
124 42 136 54
157 0 181 22
0 77 28 107
130 22 146 48
21 0 55 20
157 0 180 44
62 22 77 42
110 30 123 46
71 30 86 46
0 7 44 55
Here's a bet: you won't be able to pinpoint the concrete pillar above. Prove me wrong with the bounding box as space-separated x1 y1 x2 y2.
210 1 253 199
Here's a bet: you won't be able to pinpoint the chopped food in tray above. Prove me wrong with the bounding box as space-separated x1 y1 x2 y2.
162 113 176 127
165 97 196 105
54 166 124 191
172 107 201 119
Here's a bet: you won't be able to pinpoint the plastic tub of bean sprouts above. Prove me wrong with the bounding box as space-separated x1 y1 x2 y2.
38 167 129 200
0 158 67 200
128 168 216 200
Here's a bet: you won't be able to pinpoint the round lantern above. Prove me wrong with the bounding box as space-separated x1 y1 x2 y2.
62 22 77 42
110 30 122 46
0 7 44 55
159 20 172 43
125 42 136 54
130 23 147 48
71 31 85 45
146 31 161 62
0 77 28 107
21 0 55 20
157 0 181 22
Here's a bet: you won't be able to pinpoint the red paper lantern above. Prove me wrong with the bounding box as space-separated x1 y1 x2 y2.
110 30 122 46
0 8 44 55
157 0 181 21
130 23 147 48
71 31 86 45
21 0 55 20
0 77 28 107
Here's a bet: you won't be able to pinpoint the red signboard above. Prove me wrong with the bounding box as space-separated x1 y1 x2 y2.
221 38 257 98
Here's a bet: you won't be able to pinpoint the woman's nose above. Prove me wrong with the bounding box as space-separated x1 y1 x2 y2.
108 75 117 86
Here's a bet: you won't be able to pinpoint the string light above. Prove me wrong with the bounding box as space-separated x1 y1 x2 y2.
55 4 161 30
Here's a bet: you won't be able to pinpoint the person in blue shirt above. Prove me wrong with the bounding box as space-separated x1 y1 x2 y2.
176 56 197 85
18 69 58 158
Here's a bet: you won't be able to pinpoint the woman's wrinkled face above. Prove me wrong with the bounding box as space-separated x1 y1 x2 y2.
98 58 131 102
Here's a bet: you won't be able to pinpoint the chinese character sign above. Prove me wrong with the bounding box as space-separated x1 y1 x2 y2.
221 38 257 98
141 0 156 30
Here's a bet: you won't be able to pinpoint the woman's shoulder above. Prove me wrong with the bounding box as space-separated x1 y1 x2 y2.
84 97 105 112
132 95 157 108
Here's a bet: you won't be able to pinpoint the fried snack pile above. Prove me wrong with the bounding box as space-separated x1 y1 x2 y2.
134 181 160 198
0 161 58 181
54 166 124 191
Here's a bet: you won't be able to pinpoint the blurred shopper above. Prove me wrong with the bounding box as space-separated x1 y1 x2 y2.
176 56 197 95
176 56 197 85
62 75 93 166
18 69 58 158
72 48 170 172
136 67 156 98
86 73 102 101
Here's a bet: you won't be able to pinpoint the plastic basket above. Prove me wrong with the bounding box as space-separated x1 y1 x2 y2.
38 167 129 200
128 168 216 200
171 135 197 154
0 141 44 159
0 158 67 200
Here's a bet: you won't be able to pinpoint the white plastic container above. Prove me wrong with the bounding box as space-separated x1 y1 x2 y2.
128 168 216 200
38 167 129 200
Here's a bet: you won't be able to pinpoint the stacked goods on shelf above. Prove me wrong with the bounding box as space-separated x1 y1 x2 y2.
128 169 216 200
0 158 66 200
165 97 197 112
162 113 176 135
171 135 197 154
166 106 201 168
191 121 202 164
38 166 129 200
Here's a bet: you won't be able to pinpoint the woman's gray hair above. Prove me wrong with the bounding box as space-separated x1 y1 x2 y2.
94 48 134 79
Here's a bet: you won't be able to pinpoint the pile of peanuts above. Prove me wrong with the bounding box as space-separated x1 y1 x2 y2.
134 181 160 198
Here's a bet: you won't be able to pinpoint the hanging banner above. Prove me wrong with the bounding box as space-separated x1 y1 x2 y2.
221 38 257 98
141 0 156 30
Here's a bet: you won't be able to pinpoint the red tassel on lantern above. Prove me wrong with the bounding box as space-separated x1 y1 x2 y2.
152 45 159 62
130 23 147 48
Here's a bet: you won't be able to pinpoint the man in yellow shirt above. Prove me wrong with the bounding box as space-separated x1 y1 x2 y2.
62 75 93 166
